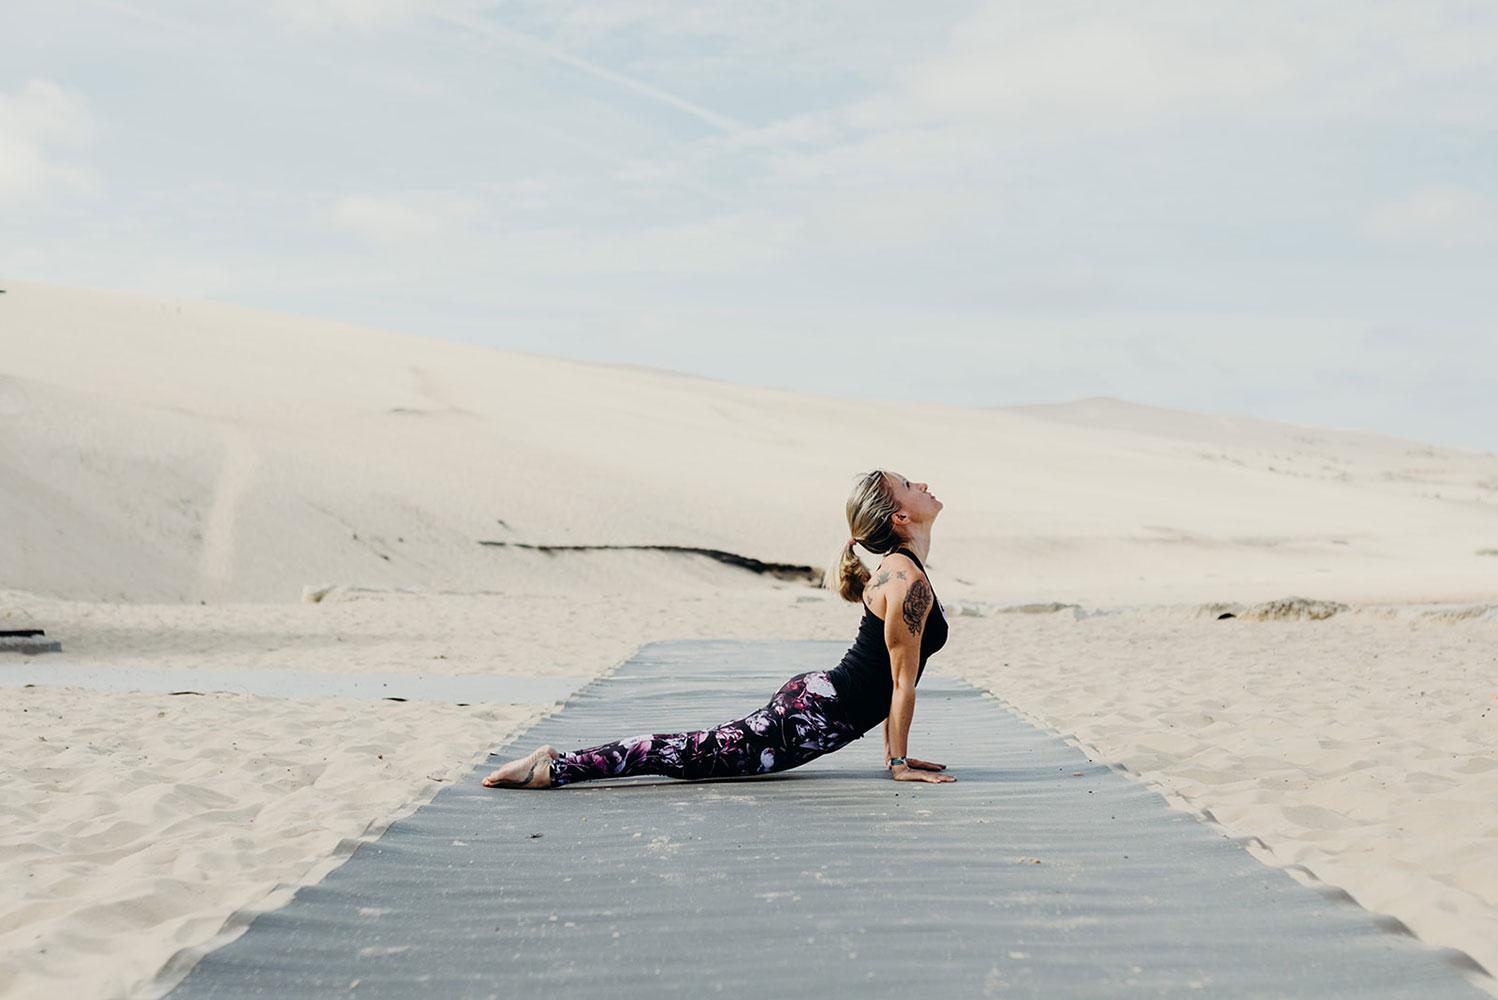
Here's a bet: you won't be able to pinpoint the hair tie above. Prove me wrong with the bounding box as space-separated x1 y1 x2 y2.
847 536 858 547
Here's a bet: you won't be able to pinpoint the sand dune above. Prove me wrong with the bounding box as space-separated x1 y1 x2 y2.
4 278 1496 606
3 279 1497 998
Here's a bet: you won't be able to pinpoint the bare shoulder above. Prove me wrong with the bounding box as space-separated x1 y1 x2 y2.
865 552 931 633
878 551 925 591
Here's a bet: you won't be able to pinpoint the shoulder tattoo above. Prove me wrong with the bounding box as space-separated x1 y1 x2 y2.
901 577 932 636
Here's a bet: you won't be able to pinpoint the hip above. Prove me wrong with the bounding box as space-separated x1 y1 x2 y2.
769 670 860 733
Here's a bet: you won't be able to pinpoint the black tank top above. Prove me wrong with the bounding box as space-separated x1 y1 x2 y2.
827 547 949 734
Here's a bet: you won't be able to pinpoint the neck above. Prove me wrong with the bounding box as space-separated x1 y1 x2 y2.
898 526 932 565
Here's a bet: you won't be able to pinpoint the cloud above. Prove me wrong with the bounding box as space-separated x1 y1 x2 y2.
0 79 95 207
1364 187 1498 246
767 1 1498 187
656 5 1306 192
906 14 1291 119
327 193 478 245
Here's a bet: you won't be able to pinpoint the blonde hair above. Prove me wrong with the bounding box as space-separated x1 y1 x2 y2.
829 468 905 603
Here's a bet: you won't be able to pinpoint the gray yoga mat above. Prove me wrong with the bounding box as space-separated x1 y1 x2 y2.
160 640 1488 999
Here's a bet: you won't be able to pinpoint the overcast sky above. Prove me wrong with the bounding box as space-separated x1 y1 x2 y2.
3 1 1496 449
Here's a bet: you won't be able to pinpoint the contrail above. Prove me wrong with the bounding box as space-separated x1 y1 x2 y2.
431 9 744 136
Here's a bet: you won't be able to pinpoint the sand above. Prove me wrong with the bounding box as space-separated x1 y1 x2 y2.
2 277 1497 997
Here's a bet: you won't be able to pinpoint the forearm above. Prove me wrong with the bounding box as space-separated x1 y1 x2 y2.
885 686 916 763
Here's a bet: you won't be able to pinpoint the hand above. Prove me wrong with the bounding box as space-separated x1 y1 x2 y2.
905 757 946 771
892 763 955 783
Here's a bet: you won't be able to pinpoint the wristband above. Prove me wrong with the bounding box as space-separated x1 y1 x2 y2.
888 757 907 768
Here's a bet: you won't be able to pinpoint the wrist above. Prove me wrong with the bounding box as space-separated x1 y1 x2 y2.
887 756 907 769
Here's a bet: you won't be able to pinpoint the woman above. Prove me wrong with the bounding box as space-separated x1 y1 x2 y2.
483 469 956 789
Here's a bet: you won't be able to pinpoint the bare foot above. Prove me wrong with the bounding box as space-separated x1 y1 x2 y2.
482 746 559 789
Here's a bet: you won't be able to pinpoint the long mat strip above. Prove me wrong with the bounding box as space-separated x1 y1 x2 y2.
163 640 1487 998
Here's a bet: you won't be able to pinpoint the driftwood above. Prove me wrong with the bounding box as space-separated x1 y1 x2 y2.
0 629 61 654
478 541 823 585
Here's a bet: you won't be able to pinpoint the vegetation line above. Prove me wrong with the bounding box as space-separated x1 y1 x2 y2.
477 541 822 584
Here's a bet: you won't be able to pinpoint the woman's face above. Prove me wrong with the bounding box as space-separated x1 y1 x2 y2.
888 472 942 524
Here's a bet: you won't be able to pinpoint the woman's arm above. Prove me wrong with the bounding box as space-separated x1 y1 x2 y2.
883 570 954 783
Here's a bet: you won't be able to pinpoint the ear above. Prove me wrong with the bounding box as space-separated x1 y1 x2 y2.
892 510 910 525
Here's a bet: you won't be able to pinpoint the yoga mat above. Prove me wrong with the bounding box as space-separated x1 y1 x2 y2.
158 640 1489 999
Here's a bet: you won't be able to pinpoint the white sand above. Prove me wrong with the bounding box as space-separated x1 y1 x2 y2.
2 277 1497 997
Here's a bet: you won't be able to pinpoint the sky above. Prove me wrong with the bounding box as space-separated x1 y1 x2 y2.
3 0 1497 450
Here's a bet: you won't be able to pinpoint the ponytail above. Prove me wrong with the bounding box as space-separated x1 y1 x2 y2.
830 539 871 602
829 470 902 603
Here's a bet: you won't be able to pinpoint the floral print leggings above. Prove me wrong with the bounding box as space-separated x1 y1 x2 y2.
549 671 862 787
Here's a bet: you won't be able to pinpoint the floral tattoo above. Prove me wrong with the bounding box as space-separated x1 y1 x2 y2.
901 577 932 636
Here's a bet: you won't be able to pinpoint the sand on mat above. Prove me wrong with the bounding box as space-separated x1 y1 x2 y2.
3 278 1497 998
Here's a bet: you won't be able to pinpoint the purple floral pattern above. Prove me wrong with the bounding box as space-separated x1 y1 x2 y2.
549 671 861 787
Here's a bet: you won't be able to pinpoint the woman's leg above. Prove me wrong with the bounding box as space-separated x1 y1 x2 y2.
549 671 859 788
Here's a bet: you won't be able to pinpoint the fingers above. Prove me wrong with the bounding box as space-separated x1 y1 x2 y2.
909 758 946 770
